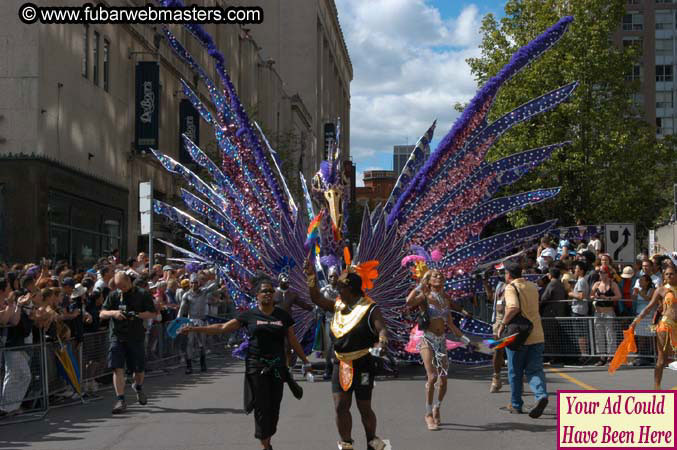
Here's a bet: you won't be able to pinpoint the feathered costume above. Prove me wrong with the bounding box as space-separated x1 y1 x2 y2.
151 3 577 364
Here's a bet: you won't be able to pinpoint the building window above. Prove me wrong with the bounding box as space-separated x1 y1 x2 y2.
656 91 674 108
623 37 643 56
623 12 643 31
656 64 673 81
656 10 673 29
93 31 99 86
48 191 124 267
656 38 673 56
626 64 643 81
657 117 674 135
103 39 110 92
82 24 89 78
657 0 673 4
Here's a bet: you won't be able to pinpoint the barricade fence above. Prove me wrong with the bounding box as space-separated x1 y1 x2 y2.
0 328 49 424
467 292 657 360
0 308 656 424
541 316 656 360
0 318 236 425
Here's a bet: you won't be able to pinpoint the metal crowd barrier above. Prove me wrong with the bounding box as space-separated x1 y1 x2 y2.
541 316 656 361
0 331 49 424
0 318 236 425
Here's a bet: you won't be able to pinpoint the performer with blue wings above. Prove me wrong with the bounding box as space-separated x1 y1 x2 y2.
151 1 576 447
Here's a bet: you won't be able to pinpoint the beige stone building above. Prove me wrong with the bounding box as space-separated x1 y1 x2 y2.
0 0 351 265
236 0 353 168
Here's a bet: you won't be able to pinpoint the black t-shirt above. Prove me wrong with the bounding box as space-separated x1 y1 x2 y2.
236 307 294 363
5 311 33 347
66 298 85 341
85 296 102 333
102 287 155 342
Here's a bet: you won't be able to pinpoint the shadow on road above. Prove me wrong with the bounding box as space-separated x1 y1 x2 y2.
440 421 557 433
0 353 243 450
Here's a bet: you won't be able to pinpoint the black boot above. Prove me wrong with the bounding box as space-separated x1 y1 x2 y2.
185 359 193 375
200 351 207 372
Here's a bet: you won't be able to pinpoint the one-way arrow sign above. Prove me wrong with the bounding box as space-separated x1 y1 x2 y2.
605 223 635 264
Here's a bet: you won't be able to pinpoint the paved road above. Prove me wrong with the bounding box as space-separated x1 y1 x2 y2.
1 354 670 450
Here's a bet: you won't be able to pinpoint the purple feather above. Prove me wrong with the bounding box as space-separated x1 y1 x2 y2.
388 16 573 227
232 336 249 360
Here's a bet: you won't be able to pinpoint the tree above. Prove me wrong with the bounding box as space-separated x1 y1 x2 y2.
467 0 676 235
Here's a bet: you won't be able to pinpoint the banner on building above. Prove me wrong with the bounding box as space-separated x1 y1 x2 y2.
135 62 159 153
179 99 199 164
324 122 335 159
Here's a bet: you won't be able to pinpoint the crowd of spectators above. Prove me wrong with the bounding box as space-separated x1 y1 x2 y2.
505 235 677 366
0 251 237 417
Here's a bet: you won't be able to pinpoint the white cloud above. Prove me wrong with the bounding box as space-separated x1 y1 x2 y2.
335 0 484 167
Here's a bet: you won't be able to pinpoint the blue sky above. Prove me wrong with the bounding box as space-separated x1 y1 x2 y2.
334 0 507 185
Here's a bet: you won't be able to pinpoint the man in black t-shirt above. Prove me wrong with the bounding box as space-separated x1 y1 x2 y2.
100 272 157 414
236 306 295 362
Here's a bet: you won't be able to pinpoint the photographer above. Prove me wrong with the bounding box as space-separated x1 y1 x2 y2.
100 272 157 414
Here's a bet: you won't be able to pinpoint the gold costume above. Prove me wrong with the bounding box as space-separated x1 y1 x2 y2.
655 285 677 351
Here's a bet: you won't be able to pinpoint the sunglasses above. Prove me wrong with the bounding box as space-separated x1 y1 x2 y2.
258 289 275 294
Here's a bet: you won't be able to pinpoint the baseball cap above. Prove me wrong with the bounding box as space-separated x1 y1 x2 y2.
71 284 87 299
62 277 75 287
541 248 557 259
162 265 173 272
180 279 190 289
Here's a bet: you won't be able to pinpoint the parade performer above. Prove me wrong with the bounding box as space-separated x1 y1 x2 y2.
405 264 473 430
178 272 220 373
632 266 677 389
483 266 507 393
180 273 311 450
304 258 388 450
320 266 341 380
274 271 313 366
150 1 576 378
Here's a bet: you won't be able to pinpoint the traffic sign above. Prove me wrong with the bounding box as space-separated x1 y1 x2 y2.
604 223 635 264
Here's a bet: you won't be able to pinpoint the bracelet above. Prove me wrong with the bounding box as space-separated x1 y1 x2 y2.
460 335 471 345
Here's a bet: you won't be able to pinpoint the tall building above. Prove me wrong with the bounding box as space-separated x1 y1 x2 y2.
393 144 430 176
236 0 353 172
393 145 413 176
0 0 348 265
619 1 677 135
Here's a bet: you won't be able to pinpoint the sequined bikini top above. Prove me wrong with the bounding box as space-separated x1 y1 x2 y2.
664 284 677 309
427 292 450 324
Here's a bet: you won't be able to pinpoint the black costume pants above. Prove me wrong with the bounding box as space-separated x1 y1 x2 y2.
247 371 285 440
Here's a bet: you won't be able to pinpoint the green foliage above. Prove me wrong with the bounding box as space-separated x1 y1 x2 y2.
467 0 677 236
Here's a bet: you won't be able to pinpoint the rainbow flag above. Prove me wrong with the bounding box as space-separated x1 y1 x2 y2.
305 211 323 256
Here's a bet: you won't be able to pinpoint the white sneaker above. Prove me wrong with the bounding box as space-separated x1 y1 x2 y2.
368 437 386 450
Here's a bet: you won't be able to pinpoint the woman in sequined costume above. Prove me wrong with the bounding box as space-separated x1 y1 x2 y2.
406 269 472 431
632 266 677 389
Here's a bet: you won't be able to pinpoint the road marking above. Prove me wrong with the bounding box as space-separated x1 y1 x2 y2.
546 367 597 390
